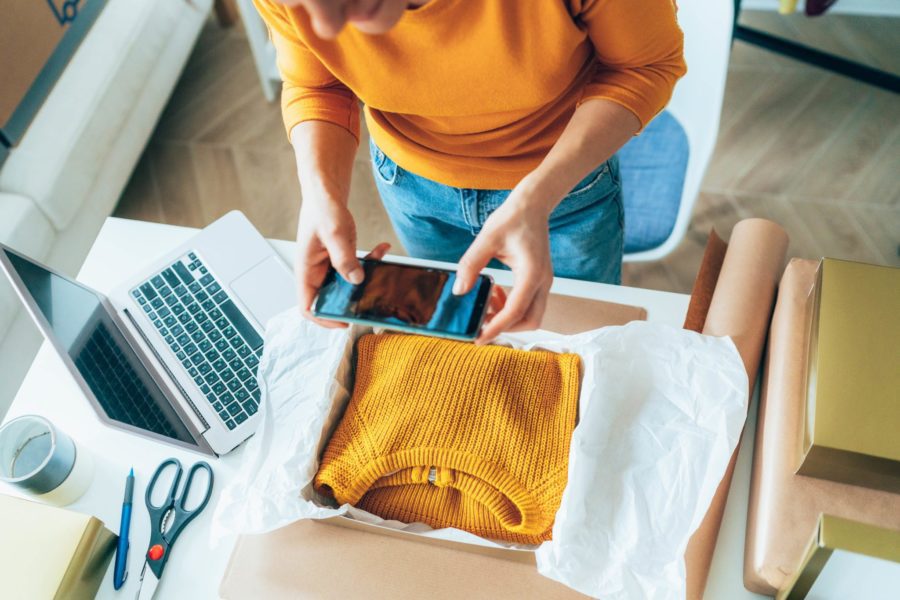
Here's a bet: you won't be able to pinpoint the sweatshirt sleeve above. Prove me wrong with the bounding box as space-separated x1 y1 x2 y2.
252 0 360 141
572 0 687 129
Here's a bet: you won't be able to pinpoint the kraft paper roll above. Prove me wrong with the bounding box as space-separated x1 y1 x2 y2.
744 259 900 595
684 218 789 600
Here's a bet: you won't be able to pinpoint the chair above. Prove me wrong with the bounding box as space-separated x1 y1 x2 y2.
622 0 734 262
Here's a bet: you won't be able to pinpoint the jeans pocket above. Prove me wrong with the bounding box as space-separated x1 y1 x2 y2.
551 159 619 221
369 139 401 185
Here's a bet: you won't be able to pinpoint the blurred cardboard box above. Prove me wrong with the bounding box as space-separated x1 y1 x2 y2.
0 494 116 600
0 0 106 147
744 259 900 595
777 515 900 600
799 259 900 494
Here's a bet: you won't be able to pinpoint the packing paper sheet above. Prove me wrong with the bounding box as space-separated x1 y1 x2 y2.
213 311 747 599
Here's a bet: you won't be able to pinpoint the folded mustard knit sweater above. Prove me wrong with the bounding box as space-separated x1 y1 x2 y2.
314 333 581 544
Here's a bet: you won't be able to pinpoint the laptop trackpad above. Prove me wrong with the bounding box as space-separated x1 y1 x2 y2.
229 256 296 329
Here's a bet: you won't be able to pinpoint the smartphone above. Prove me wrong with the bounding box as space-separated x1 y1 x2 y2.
312 259 493 341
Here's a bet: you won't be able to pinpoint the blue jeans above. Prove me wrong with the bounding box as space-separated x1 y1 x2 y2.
369 139 624 285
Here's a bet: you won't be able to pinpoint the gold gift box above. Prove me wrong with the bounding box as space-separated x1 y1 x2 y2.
799 258 900 493
777 515 900 600
0 494 116 600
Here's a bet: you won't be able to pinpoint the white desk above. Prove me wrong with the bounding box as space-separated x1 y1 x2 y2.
2 217 767 599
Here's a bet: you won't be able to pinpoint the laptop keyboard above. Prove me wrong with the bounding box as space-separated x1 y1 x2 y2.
131 251 263 431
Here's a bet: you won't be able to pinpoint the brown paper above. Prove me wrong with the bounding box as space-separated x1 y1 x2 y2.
683 229 727 333
743 259 900 596
221 520 589 599
685 218 789 600
541 293 647 333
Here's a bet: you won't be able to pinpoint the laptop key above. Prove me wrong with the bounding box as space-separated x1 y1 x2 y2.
210 330 223 342
202 300 215 311
176 351 186 361
219 409 231 421
198 363 211 375
212 400 224 411
221 392 234 404
189 252 197 260
200 274 214 287
151 297 163 309
196 291 209 303
164 316 176 327
173 261 193 285
178 313 191 324
229 358 243 371
186 322 198 333
235 412 249 425
215 339 229 352
142 304 152 314
174 285 188 298
160 285 172 298
215 317 228 330
160 327 169 337
246 355 259 368
138 296 147 305
207 282 221 295
235 388 249 401
165 335 175 345
245 400 258 416
158 307 171 318
140 283 157 300
171 324 184 337
191 330 204 343
227 379 242 392
205 372 220 385
201 320 214 333
184 343 198 355
162 268 180 288
225 419 237 431
213 382 226 395
227 402 242 416
220 300 264 350
189 282 202 294
151 275 165 288
199 339 212 352
213 290 228 304
177 333 190 346
248 380 259 392
153 320 163 329
213 359 226 371
237 368 252 382
196 312 208 324
205 349 219 361
237 346 251 359
222 369 235 382
165 294 179 307
189 367 198 378
222 348 237 361
209 308 223 320
172 304 185 315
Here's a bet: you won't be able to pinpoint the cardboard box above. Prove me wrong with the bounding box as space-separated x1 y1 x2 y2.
743 259 900 595
220 219 790 599
799 259 900 494
777 515 900 600
0 0 106 147
0 493 116 599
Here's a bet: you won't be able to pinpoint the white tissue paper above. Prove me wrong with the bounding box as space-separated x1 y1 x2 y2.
212 310 748 599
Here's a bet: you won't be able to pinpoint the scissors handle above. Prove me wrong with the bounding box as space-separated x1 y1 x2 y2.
144 459 214 580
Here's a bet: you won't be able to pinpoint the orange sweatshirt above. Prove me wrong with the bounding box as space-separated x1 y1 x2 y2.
254 0 686 189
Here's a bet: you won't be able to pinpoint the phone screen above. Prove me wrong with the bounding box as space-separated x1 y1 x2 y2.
313 260 492 339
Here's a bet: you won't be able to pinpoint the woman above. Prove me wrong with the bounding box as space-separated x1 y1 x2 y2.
254 0 686 342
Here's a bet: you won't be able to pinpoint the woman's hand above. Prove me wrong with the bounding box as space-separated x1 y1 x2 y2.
295 196 390 328
453 180 555 344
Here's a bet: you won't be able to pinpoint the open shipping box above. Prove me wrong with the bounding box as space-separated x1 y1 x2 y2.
220 219 790 599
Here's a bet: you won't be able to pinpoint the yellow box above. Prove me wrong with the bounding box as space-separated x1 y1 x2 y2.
799 258 900 493
0 494 116 600
777 515 900 600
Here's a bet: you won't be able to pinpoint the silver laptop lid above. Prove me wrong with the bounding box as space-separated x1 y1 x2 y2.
0 243 211 455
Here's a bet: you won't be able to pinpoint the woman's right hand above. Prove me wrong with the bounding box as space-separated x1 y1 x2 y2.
295 196 362 328
295 195 392 328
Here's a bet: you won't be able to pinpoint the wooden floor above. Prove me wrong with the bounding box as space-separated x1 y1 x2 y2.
114 10 900 294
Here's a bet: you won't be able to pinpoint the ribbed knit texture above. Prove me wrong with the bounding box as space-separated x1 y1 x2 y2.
314 334 581 544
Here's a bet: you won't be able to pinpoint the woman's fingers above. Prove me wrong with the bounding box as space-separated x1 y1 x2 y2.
476 267 543 344
363 242 391 261
507 284 548 332
454 236 494 296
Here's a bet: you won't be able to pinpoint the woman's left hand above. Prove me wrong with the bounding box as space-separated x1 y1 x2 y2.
453 181 555 344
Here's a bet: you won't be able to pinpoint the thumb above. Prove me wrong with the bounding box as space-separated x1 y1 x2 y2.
322 230 364 285
453 237 494 295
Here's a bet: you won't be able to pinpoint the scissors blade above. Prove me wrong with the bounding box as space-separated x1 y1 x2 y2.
136 561 161 600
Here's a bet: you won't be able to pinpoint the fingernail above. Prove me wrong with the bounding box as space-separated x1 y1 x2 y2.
348 268 364 285
452 279 463 295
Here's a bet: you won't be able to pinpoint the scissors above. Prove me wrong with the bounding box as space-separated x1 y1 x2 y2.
136 458 214 600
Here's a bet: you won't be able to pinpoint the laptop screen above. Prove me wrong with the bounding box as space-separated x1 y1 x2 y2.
2 248 197 446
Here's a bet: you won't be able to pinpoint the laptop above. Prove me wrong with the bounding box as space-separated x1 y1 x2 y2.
0 211 296 456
